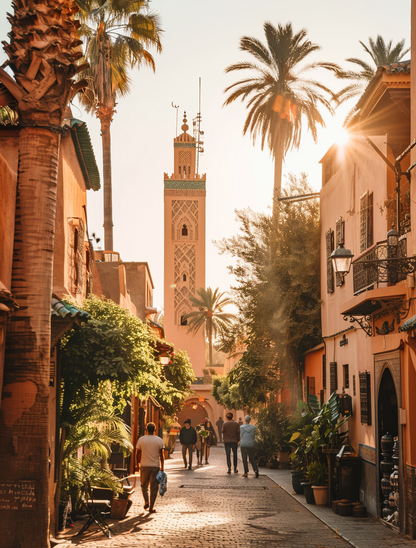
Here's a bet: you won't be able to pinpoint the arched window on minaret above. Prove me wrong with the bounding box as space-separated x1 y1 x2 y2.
182 224 188 237
180 315 188 326
183 273 187 281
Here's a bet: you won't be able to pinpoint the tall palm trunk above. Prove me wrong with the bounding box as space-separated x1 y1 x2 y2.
273 138 284 214
97 32 115 251
0 128 60 547
0 1 84 545
207 317 213 366
272 121 288 218
97 106 115 251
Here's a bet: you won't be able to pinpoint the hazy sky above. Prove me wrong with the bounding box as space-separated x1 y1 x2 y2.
0 1 411 309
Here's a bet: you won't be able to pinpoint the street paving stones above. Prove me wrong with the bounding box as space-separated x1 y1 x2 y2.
61 446 354 548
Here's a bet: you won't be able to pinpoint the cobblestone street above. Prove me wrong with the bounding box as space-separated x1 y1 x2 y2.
63 445 353 548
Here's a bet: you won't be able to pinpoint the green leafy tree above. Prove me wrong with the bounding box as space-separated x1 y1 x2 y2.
336 35 410 105
224 22 338 213
60 295 164 420
213 174 321 409
183 287 235 366
76 0 162 250
158 349 195 416
60 295 190 422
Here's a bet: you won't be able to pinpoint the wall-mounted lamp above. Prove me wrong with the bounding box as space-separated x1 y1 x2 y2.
330 243 354 277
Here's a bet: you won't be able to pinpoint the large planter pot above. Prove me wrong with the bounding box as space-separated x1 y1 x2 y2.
291 471 305 494
312 485 328 507
301 481 315 504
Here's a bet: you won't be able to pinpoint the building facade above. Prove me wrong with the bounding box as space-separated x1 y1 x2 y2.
308 59 416 536
163 114 233 428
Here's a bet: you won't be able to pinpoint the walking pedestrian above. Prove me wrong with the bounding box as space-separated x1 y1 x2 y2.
216 417 224 442
179 418 197 470
240 415 259 478
202 420 217 464
136 422 164 514
222 412 240 474
195 423 203 465
238 417 244 427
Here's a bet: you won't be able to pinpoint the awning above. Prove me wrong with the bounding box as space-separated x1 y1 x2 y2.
51 298 90 346
399 315 416 332
70 119 101 191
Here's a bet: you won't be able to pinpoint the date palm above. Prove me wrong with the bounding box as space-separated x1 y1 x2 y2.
0 1 85 546
224 22 338 214
184 287 235 366
76 0 162 251
336 36 410 104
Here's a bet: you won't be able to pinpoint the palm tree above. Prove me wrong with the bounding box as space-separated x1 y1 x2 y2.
184 287 235 366
76 0 162 251
0 1 84 546
224 22 338 213
336 36 410 104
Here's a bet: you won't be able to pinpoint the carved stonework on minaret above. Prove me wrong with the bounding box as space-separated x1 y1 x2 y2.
164 108 206 372
171 200 199 241
174 244 196 324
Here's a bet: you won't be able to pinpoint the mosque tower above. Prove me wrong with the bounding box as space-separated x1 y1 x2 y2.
163 112 206 379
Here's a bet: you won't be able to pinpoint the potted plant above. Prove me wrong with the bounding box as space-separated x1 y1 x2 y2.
306 461 329 507
287 401 315 494
254 403 290 469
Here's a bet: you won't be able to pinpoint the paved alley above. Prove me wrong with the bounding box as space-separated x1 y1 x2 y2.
63 445 353 548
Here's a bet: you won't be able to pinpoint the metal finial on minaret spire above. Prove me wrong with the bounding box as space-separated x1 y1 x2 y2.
192 78 204 175
181 112 189 133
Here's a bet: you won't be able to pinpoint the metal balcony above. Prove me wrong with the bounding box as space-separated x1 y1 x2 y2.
353 237 408 295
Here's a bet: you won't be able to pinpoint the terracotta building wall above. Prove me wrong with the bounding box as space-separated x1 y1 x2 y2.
53 135 89 303
164 191 206 377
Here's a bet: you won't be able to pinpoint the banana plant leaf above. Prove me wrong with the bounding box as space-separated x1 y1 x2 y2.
307 393 321 414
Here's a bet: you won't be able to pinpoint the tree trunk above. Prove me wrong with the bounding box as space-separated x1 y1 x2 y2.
0 127 61 548
98 108 115 251
207 318 213 366
273 131 285 218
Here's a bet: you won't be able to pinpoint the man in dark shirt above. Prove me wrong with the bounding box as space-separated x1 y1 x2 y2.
222 412 240 474
179 418 197 470
216 417 224 442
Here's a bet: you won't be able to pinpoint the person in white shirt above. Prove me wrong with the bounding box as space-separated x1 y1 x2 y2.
136 422 164 513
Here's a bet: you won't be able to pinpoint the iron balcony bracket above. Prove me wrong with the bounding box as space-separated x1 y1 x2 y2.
344 314 372 337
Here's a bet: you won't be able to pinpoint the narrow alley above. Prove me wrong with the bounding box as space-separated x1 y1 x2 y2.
64 446 357 548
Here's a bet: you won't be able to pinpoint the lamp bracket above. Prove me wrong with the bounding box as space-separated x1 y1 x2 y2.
344 314 372 337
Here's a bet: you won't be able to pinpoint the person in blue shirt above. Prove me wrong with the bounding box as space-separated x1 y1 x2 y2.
240 415 259 478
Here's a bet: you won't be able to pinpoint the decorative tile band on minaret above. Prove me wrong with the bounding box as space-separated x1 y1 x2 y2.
163 111 206 378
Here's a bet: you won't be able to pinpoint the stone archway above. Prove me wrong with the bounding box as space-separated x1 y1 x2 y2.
177 398 215 427
378 368 398 440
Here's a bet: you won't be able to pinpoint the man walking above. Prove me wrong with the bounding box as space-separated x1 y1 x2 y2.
136 422 164 513
240 415 259 478
216 416 224 443
222 412 240 474
179 418 197 470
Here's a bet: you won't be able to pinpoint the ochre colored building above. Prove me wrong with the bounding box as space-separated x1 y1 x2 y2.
309 55 416 537
163 114 233 428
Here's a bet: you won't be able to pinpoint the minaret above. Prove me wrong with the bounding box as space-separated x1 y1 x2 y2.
163 112 206 377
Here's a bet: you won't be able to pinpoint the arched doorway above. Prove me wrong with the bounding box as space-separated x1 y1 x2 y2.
177 399 214 427
378 367 398 439
378 367 399 519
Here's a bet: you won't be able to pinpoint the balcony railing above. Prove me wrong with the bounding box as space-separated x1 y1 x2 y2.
353 237 407 295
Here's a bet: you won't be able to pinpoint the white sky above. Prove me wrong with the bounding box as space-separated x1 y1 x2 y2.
0 0 411 309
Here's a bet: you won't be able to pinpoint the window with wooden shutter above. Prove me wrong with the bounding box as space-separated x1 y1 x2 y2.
335 217 345 286
326 229 334 293
330 361 338 392
360 191 373 252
